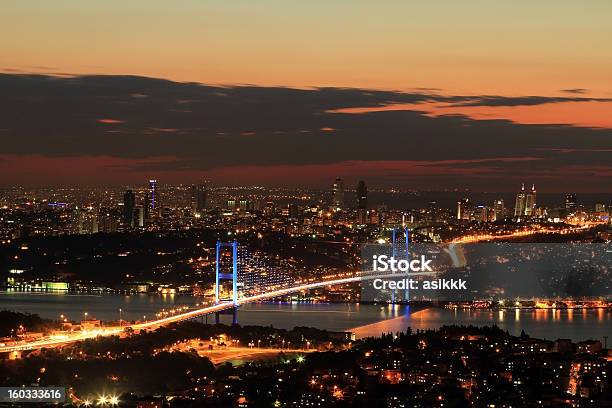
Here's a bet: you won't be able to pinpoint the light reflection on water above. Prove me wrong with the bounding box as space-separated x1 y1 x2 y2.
352 307 611 342
0 292 609 342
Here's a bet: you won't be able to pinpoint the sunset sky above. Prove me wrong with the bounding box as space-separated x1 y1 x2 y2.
1 1 611 191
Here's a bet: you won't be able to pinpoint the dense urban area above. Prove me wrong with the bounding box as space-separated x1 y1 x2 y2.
1 180 610 294
0 179 610 407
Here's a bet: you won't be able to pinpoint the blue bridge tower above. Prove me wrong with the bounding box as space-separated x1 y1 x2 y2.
391 227 410 303
215 240 239 324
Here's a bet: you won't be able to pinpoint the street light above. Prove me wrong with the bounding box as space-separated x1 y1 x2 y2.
119 308 122 327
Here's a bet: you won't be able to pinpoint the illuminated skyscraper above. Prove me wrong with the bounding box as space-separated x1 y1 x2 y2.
565 193 577 214
457 198 470 220
356 180 367 224
493 199 505 221
133 206 144 227
122 190 135 226
238 199 250 211
332 177 344 209
514 183 527 218
525 184 537 216
514 183 536 219
147 179 158 217
475 205 489 222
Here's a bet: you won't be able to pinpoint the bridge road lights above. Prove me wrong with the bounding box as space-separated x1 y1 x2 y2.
214 240 239 325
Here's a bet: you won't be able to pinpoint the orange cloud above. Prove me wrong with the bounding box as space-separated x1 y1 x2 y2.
330 101 612 128
97 118 125 124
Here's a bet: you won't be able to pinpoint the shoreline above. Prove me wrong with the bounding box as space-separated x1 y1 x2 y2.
350 308 432 339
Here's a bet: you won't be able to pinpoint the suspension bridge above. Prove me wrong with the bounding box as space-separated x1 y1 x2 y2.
1 230 418 353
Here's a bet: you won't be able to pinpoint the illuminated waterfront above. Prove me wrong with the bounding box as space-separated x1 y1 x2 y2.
352 305 611 342
1 292 609 343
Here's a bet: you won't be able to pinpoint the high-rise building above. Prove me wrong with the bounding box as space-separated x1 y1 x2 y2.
493 199 505 221
427 200 438 222
525 184 537 216
457 198 471 220
123 190 135 226
356 181 367 209
281 204 300 219
356 180 367 224
369 208 380 225
99 213 119 233
73 208 98 234
288 204 299 219
143 194 150 220
514 184 527 218
190 183 207 214
332 177 344 209
238 199 250 211
475 205 489 222
514 183 536 219
565 193 577 214
133 206 144 227
147 179 158 216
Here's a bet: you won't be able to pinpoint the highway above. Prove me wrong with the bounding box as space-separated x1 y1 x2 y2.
0 271 434 353
451 222 601 243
